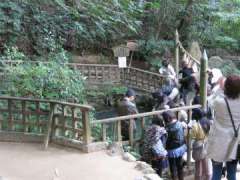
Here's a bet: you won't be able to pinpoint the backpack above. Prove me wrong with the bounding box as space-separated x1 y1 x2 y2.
166 122 185 150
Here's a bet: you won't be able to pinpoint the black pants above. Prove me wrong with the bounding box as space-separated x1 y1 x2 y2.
168 156 184 180
152 159 163 176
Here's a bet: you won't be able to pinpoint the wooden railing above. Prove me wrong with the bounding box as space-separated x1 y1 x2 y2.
0 96 93 151
92 104 201 166
92 105 201 146
0 61 165 92
0 95 201 162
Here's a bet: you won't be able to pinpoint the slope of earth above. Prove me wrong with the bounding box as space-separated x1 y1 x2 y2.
0 142 142 180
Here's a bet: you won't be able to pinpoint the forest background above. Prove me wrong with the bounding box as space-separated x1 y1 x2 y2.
0 0 240 102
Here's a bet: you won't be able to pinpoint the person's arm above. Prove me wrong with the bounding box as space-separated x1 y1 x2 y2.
127 103 138 114
168 87 179 100
168 65 176 78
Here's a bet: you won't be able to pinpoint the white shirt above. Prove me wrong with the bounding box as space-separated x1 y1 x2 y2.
159 64 176 80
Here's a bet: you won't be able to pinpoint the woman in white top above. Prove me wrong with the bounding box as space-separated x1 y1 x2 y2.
159 59 176 82
207 75 240 180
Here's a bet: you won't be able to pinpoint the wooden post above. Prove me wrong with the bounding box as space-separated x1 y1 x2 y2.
82 110 91 145
129 119 134 147
8 99 14 131
200 50 208 111
44 103 55 149
22 101 28 132
175 30 180 81
187 109 192 167
117 120 122 142
71 107 78 139
102 123 107 141
36 101 40 133
141 117 145 139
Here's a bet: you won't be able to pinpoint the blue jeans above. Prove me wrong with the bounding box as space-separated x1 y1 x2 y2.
212 160 238 180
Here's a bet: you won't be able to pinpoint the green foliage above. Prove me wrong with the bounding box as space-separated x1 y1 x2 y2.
1 52 86 103
138 38 174 71
0 0 143 57
0 46 27 61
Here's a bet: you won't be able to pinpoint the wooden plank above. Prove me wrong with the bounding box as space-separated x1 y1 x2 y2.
82 110 91 144
71 107 78 139
44 103 55 149
117 121 122 142
63 105 68 137
36 101 40 132
0 109 49 115
92 105 201 124
22 101 28 132
8 99 14 131
129 119 134 147
0 96 93 111
102 123 107 141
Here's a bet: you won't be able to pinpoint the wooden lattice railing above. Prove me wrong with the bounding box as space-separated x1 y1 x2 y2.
0 95 201 156
0 96 93 151
0 61 165 92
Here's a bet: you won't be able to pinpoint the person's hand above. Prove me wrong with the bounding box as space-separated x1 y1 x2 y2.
217 77 226 90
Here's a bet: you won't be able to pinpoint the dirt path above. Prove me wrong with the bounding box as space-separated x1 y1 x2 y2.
0 142 142 180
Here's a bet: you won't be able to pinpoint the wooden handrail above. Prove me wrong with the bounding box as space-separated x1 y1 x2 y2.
92 105 201 124
0 96 93 111
127 67 166 77
177 40 201 65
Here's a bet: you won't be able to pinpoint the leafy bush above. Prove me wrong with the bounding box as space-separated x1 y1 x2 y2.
138 38 175 71
0 46 27 61
0 0 143 57
1 60 86 103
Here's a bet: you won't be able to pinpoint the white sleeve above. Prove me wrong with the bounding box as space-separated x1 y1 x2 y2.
168 65 176 77
168 87 179 100
159 67 164 74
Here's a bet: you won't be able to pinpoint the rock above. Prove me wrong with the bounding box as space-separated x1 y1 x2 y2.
135 161 152 171
134 176 147 180
107 142 124 156
142 168 156 174
189 41 202 61
144 174 163 180
122 152 136 162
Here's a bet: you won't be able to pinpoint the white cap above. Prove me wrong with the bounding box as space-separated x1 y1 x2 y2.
211 68 223 84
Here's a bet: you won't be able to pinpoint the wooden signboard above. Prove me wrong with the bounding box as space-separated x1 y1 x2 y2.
113 46 130 57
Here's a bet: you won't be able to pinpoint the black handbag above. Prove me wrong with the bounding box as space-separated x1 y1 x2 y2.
224 97 240 160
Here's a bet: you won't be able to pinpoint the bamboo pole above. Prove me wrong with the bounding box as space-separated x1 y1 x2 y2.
175 30 180 82
187 109 192 167
200 50 208 111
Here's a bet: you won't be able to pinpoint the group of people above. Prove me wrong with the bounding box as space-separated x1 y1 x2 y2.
117 57 240 180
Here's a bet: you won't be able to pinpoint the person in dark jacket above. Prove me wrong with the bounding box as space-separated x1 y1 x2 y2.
163 111 187 180
179 60 197 105
117 88 138 140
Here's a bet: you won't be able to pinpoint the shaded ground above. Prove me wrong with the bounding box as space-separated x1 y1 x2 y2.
0 142 142 180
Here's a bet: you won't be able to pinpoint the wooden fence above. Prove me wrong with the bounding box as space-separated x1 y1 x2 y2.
0 96 96 152
92 105 201 146
0 95 201 156
0 61 165 92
